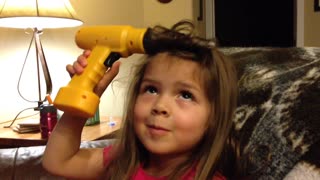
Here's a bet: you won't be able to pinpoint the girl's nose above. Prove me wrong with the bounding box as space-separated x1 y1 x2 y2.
152 107 168 116
151 96 170 116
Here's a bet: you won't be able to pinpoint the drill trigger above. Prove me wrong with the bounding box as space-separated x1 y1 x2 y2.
104 52 121 67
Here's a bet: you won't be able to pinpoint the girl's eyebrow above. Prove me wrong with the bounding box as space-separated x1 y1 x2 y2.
141 77 158 84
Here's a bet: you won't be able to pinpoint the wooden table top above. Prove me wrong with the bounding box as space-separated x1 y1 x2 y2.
0 116 121 148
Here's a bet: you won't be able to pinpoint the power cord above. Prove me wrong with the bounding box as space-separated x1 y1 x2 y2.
3 107 38 128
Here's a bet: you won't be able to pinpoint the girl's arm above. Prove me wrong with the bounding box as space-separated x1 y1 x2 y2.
42 51 121 179
42 113 105 179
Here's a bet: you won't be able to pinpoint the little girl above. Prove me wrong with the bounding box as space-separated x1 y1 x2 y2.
43 20 238 180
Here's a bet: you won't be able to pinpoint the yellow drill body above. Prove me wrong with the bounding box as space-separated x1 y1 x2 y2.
54 26 147 118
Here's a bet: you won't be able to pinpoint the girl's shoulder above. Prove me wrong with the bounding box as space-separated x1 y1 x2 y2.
182 165 226 180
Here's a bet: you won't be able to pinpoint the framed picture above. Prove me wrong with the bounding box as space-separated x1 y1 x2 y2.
315 0 320 11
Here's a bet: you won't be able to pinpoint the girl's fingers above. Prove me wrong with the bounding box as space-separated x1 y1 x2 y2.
83 50 91 58
66 64 75 77
77 55 88 67
73 61 85 74
66 51 90 77
94 61 121 96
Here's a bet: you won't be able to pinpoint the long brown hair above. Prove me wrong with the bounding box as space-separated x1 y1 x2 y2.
103 20 238 180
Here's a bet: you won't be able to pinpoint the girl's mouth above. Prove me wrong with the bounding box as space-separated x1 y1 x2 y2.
147 125 170 136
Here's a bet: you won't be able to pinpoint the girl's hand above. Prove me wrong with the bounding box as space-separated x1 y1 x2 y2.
66 50 121 97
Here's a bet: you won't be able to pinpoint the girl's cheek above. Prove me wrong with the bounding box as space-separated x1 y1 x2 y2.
135 95 153 113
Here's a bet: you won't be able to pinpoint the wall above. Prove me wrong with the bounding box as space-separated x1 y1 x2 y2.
143 0 194 28
0 0 196 123
304 0 320 47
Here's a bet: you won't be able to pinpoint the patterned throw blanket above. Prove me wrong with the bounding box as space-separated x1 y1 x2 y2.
221 47 320 179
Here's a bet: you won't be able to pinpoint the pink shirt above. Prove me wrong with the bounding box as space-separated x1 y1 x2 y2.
103 146 226 180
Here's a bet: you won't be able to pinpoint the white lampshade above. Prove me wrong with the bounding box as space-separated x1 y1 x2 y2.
0 0 83 29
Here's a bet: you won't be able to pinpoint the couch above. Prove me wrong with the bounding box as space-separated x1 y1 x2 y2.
221 47 320 179
0 47 319 180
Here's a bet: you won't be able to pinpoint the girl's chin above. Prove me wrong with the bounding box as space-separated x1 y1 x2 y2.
143 142 171 154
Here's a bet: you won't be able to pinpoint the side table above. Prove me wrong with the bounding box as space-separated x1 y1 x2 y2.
0 116 121 148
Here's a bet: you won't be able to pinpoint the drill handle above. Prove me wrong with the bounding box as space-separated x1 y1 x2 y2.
69 45 111 91
54 45 113 118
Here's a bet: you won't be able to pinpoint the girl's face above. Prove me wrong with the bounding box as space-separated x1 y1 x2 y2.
134 53 210 158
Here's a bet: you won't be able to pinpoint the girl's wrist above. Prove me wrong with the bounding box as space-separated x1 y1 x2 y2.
59 113 88 126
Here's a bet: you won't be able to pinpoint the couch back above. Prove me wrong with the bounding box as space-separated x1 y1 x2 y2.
222 47 320 179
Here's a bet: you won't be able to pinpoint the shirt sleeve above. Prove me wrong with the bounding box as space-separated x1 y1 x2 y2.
212 171 227 180
103 146 113 166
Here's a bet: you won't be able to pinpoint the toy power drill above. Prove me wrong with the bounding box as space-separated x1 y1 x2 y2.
54 25 152 118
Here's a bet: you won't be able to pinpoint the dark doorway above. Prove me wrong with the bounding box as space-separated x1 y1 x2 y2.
214 0 295 47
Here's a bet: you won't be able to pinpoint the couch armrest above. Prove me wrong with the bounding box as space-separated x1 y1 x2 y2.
0 148 18 179
0 139 114 179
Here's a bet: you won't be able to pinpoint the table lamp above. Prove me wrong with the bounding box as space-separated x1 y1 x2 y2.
0 0 83 127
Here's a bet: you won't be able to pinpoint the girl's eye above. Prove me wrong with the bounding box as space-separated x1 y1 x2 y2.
145 86 157 94
180 91 193 100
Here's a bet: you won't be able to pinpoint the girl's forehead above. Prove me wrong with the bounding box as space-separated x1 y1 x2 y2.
148 52 198 69
144 53 205 84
